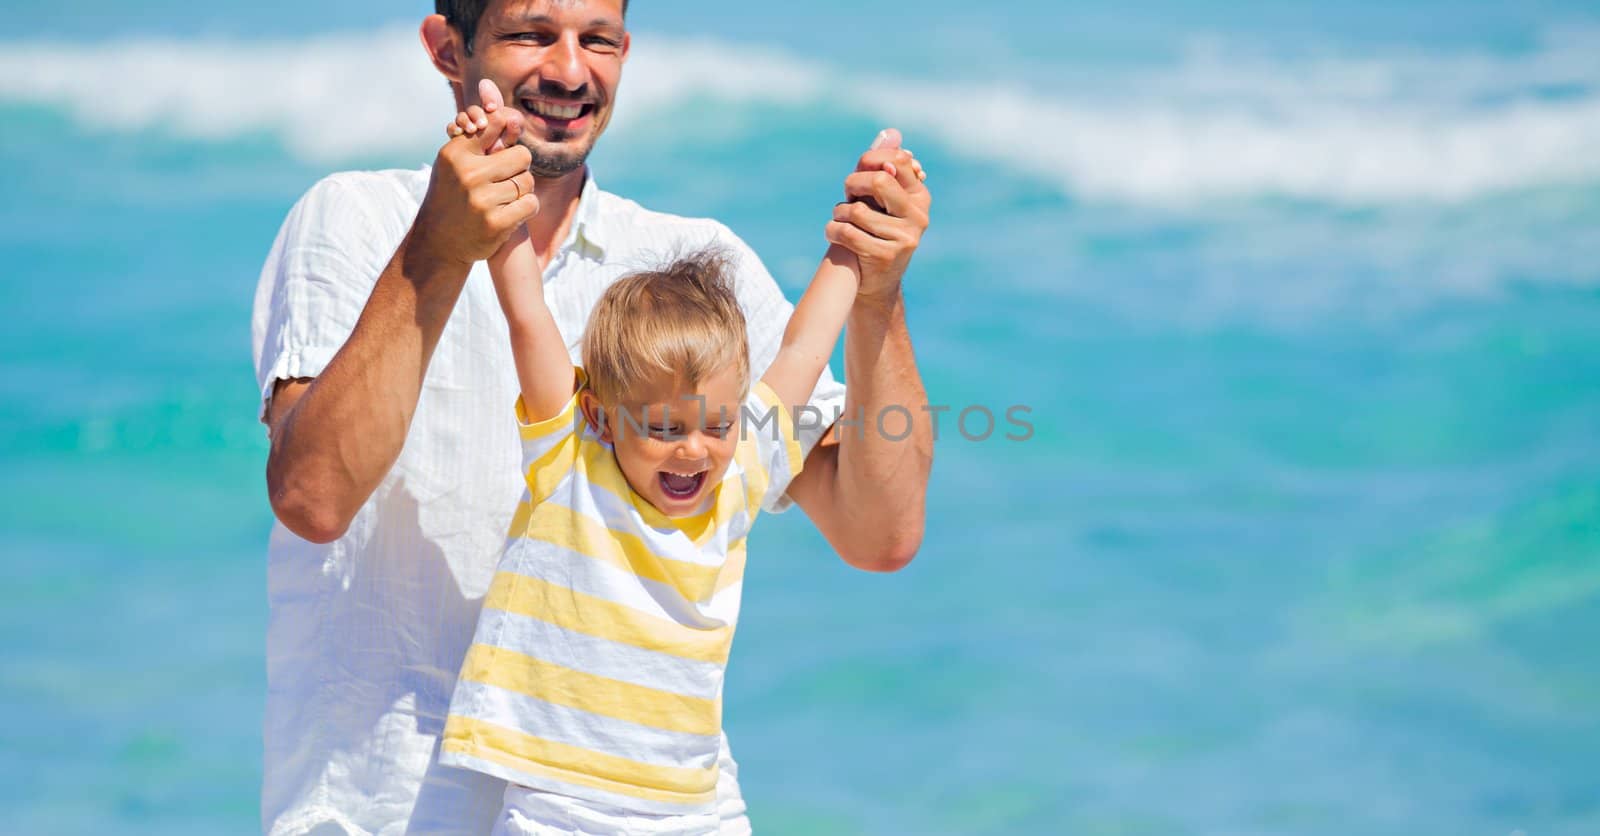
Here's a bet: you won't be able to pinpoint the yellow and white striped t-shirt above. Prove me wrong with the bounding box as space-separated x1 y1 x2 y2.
440 370 803 815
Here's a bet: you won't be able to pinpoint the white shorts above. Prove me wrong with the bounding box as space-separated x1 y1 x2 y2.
490 738 753 836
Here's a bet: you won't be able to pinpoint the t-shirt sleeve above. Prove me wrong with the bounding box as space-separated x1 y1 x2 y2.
713 223 848 512
251 173 408 425
741 382 807 513
516 378 585 505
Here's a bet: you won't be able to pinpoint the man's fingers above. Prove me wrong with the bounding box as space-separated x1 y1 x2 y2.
844 169 914 218
479 143 533 181
858 140 911 173
498 172 536 205
479 111 508 154
513 171 535 199
869 128 902 152
447 139 534 189
833 200 915 243
478 78 506 111
857 148 920 180
824 219 893 259
489 192 541 229
501 111 524 150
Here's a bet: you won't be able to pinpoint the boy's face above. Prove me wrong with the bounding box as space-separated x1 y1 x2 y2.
582 365 745 518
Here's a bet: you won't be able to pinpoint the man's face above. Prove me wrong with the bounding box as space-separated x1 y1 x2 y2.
465 0 629 178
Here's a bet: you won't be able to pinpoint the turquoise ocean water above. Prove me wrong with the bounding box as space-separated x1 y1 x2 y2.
3 2 1599 833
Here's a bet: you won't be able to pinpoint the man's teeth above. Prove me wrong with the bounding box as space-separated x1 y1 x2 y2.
526 100 584 119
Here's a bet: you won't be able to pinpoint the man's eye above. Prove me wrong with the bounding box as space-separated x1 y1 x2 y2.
705 424 734 439
582 36 621 49
507 32 554 44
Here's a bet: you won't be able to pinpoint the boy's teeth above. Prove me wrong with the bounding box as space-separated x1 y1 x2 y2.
661 471 704 497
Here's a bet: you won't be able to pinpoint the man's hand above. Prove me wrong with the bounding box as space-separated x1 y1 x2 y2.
824 128 932 301
413 79 540 269
445 81 543 315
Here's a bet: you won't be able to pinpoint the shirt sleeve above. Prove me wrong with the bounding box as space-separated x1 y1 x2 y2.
713 223 848 512
251 172 409 425
516 372 586 505
741 382 807 514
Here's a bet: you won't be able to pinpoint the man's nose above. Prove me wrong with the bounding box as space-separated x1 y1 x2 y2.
539 33 588 93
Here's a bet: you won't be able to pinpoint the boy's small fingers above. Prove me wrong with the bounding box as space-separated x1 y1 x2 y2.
884 149 922 191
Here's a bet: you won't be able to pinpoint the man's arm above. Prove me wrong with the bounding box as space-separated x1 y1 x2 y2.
788 132 933 572
266 114 537 543
787 293 931 572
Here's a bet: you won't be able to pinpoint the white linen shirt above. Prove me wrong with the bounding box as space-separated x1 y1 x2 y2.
250 167 845 835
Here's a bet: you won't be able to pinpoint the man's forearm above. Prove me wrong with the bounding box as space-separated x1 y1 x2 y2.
266 227 473 543
792 132 931 571
831 290 933 570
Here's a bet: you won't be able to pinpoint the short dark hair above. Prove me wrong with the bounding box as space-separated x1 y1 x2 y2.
437 0 630 55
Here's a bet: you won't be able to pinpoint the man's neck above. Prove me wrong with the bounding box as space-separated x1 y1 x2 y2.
526 167 589 270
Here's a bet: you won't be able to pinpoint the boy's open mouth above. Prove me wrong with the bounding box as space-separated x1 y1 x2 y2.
658 469 707 501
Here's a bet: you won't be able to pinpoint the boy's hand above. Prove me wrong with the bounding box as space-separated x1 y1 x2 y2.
825 129 931 302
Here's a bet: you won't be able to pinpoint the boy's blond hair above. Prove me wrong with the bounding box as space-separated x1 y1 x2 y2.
581 247 751 408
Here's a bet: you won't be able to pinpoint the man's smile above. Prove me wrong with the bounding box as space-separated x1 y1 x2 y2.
522 97 596 130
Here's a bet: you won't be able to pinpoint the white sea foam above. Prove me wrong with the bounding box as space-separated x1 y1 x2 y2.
1 25 1598 205
0 26 823 165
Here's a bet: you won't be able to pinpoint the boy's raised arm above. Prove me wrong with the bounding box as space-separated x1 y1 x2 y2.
464 81 576 421
759 244 860 410
761 147 920 410
492 228 575 423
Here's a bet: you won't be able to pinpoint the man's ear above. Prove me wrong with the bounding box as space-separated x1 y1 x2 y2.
579 391 613 443
420 15 467 88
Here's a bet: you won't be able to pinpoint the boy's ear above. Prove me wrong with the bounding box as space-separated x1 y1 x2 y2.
420 15 467 87
579 391 613 443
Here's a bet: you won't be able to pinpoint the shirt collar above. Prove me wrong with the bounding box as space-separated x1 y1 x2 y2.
565 171 607 260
